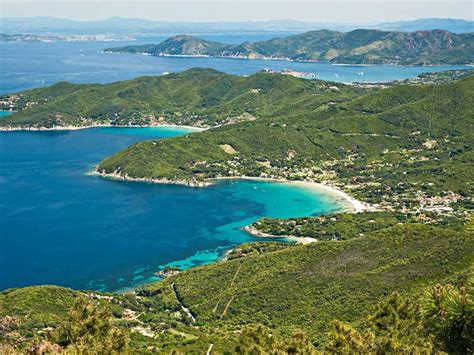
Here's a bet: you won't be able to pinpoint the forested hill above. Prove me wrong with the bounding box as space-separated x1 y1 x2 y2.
97 75 474 211
105 29 474 65
0 68 364 129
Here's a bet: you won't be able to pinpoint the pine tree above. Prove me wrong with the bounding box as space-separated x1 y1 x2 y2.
52 297 129 353
423 280 473 353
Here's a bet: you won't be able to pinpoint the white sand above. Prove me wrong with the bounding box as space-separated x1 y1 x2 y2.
0 123 205 132
210 176 369 213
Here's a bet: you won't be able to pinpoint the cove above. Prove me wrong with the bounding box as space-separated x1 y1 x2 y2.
0 127 348 292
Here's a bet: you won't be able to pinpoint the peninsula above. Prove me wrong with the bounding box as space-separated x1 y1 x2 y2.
96 72 473 219
104 29 474 65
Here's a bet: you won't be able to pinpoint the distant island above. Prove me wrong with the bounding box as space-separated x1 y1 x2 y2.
0 33 135 42
1 17 473 35
104 29 474 65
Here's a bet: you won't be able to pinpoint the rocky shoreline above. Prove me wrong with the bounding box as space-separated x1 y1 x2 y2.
92 169 211 187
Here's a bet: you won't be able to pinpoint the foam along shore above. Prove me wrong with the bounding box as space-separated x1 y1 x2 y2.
0 123 206 132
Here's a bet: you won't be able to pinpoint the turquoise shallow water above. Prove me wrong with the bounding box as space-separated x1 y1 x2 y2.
0 127 347 292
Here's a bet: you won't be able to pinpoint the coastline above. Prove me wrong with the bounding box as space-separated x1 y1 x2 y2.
93 170 369 213
102 51 474 67
241 225 318 245
0 123 206 132
91 169 212 187
207 176 369 213
90 171 371 288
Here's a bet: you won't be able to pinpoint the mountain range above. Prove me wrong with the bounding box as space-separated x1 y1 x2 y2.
105 29 474 65
1 17 472 35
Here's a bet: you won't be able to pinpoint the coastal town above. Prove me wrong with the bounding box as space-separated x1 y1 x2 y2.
186 141 470 221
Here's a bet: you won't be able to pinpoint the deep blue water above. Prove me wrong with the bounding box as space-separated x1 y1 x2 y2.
0 127 347 292
1 33 470 94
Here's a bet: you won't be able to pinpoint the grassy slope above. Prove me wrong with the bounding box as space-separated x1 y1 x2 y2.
162 222 473 344
0 69 362 128
106 30 474 64
0 286 78 324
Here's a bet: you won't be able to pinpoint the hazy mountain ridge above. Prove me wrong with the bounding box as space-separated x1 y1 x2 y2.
106 29 474 64
1 17 472 35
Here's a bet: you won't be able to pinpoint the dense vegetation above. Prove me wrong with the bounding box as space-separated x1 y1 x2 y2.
0 68 363 129
97 74 473 214
252 211 466 239
1 216 472 353
1 68 473 352
105 29 474 64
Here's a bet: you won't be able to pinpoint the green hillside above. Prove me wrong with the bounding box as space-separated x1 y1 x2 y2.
107 34 230 56
105 29 474 64
98 75 474 212
1 215 472 353
1 69 473 353
0 68 363 129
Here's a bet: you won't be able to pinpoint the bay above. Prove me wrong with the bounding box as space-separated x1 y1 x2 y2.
1 32 468 292
0 127 347 291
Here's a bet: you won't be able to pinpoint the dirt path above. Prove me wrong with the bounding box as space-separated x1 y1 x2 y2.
171 282 196 323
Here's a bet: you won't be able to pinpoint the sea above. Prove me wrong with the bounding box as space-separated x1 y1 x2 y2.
0 33 469 291
0 127 347 291
0 33 470 94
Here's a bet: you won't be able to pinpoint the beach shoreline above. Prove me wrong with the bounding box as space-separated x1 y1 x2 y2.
92 171 370 247
241 225 318 245
93 170 369 213
208 176 369 213
0 123 206 132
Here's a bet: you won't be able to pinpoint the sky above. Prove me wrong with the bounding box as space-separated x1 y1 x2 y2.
1 0 472 22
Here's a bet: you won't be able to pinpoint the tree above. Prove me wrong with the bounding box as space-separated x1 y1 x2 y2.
235 324 317 354
52 297 129 353
325 320 375 353
423 281 474 353
325 292 433 353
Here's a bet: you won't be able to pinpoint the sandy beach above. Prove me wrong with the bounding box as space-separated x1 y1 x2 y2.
0 123 205 132
242 225 318 245
208 176 369 213
92 172 368 213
